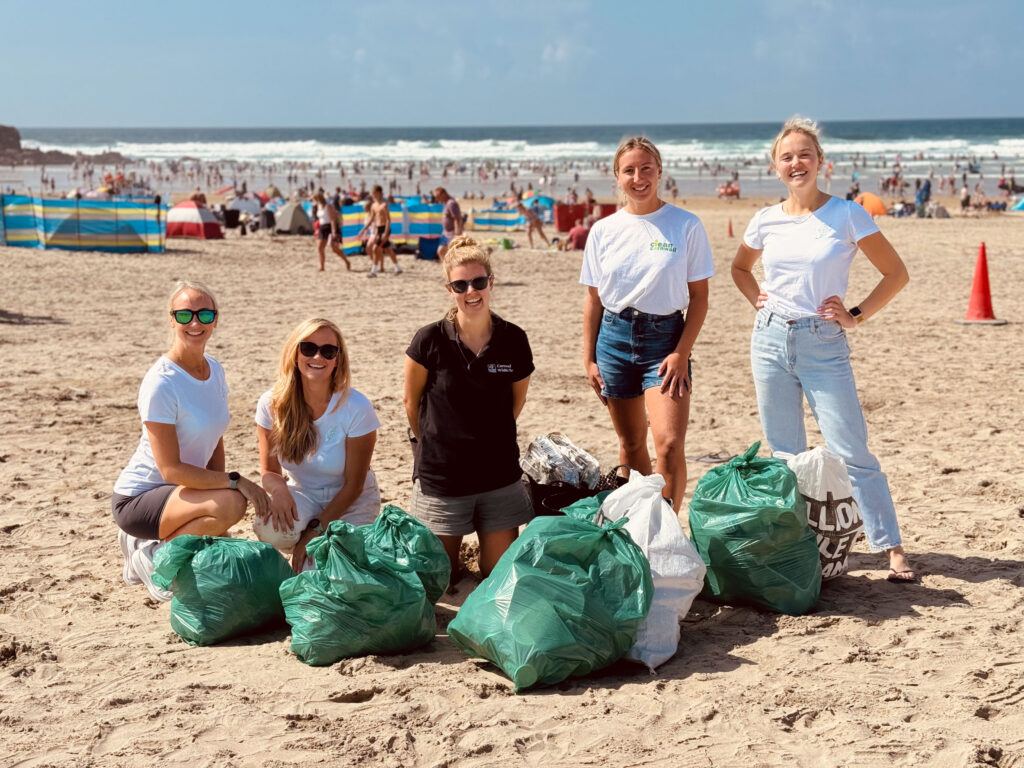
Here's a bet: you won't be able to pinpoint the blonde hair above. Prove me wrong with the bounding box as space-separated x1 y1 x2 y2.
771 116 825 163
441 235 492 321
269 318 350 465
167 279 217 311
612 136 662 175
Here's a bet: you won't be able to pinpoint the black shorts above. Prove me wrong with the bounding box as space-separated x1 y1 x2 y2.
374 225 391 247
111 485 175 539
319 223 335 240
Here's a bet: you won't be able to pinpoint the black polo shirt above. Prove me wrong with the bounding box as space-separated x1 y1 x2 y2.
406 313 534 497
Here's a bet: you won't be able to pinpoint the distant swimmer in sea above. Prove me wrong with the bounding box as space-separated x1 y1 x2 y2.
731 115 915 583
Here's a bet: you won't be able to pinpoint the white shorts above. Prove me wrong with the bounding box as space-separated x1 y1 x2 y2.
253 470 380 551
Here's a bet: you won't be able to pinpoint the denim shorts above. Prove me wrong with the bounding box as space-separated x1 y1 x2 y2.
596 307 688 399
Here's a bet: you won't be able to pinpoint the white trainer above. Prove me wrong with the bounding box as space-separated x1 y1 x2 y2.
393 264 403 274
368 265 379 278
118 530 143 586
132 541 172 602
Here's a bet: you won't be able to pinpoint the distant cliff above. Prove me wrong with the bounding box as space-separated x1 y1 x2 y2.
0 123 129 165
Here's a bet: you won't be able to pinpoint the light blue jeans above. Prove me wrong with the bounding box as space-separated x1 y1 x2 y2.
750 308 901 552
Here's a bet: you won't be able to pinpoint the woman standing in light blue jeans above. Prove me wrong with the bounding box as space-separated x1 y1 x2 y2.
732 116 915 583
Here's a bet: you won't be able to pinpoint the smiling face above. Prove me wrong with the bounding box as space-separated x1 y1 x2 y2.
616 148 662 211
446 262 492 318
296 325 340 386
168 288 216 352
774 131 823 192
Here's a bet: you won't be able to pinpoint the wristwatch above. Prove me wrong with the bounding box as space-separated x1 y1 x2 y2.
849 306 865 324
306 518 325 536
228 471 240 490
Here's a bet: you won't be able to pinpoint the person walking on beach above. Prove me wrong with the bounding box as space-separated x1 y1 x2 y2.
360 185 403 277
731 116 915 583
254 318 381 572
435 187 463 259
313 190 351 272
517 202 551 249
403 235 534 583
112 281 270 601
581 137 714 511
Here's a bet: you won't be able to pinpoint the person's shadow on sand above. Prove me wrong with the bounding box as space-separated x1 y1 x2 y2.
0 309 67 325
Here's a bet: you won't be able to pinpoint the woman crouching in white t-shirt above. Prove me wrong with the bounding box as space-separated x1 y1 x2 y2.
254 318 381 572
581 137 714 510
112 280 271 601
731 116 915 583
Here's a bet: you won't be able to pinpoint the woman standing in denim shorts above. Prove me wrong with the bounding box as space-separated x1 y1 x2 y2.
731 116 915 583
581 137 714 511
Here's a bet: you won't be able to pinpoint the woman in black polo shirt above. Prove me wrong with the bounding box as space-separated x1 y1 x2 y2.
403 235 534 582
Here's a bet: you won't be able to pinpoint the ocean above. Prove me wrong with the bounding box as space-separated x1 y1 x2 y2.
11 118 1024 199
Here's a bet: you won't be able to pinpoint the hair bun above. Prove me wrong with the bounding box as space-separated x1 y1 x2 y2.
447 234 478 251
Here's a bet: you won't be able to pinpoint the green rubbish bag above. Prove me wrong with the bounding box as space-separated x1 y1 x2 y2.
688 441 821 616
279 521 436 666
447 515 653 691
152 535 294 646
361 504 450 603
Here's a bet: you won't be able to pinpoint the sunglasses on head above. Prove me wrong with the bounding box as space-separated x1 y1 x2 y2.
447 275 492 294
298 341 340 360
170 308 217 324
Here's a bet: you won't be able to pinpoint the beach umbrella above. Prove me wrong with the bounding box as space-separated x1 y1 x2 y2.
227 197 262 216
167 200 224 239
855 192 886 217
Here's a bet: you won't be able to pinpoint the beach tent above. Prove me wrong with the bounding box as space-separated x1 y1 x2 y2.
1011 197 1024 211
167 200 224 239
855 192 886 217
226 196 261 216
274 201 313 234
264 185 283 199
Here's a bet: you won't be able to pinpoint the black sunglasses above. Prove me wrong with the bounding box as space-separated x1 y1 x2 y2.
298 341 340 360
447 275 492 293
170 308 217 324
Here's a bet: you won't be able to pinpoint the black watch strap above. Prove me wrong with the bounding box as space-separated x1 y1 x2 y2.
306 518 325 536
228 471 240 490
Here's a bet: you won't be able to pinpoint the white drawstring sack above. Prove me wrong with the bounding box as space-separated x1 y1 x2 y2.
596 472 706 670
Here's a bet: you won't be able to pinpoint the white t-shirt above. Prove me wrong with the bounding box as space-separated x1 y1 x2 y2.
743 196 879 319
114 355 230 496
580 203 715 315
254 388 380 493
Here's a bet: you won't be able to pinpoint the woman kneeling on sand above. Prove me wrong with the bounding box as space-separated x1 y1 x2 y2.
403 235 534 582
731 116 915 583
254 318 381 572
112 280 270 601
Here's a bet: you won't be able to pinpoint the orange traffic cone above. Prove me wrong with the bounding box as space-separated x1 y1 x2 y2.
957 242 1006 325
727 218 734 238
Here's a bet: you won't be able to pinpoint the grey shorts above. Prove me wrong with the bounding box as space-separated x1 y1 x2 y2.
111 485 175 539
411 479 534 537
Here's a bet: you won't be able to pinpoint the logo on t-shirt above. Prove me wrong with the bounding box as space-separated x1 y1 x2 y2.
649 239 677 252
487 363 514 374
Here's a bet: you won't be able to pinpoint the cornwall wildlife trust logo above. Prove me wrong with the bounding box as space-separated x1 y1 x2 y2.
649 239 677 252
804 491 864 579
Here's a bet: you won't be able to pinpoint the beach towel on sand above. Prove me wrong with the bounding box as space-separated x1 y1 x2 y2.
279 521 435 666
688 442 821 616
152 535 294 646
447 514 653 691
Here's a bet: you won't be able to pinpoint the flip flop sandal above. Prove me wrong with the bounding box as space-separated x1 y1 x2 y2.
886 569 918 583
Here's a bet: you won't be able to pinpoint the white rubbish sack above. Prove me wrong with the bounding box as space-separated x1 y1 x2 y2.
785 447 864 580
597 472 706 670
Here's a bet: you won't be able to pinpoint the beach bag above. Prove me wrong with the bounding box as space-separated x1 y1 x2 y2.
152 535 294 646
596 472 707 670
688 442 821 616
784 447 864 580
279 521 435 666
361 504 450 603
447 515 653 691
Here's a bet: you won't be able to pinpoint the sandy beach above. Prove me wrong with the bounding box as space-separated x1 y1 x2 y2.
1 197 1022 767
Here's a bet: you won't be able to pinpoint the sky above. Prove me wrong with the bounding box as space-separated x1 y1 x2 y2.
1 0 1021 128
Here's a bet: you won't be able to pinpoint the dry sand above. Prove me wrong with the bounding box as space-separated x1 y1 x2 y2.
1 198 1022 767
